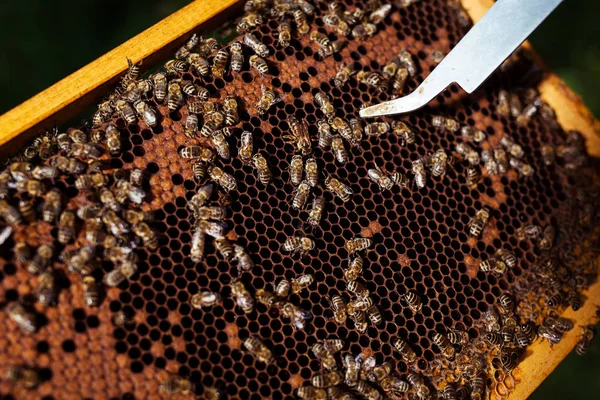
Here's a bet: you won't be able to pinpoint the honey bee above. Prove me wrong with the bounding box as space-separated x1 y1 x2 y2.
75 172 107 190
36 269 57 306
4 365 39 389
500 136 524 159
237 130 254 163
50 156 85 174
243 33 269 58
82 276 100 307
447 329 469 345
541 144 556 166
190 291 221 309
244 336 273 364
9 161 33 181
6 302 37 333
291 274 314 294
312 371 343 388
364 122 390 137
189 184 213 213
310 31 333 57
342 256 364 283
432 332 455 359
538 325 562 345
339 353 359 387
210 48 229 77
15 179 46 197
366 305 382 326
196 219 225 240
225 41 244 73
236 12 263 33
131 222 157 249
132 99 157 127
70 142 103 159
293 9 310 35
285 116 312 155
209 131 229 160
412 159 427 189
13 242 31 264
102 209 130 236
352 22 377 40
470 373 486 400
201 111 225 137
257 85 281 115
165 81 184 112
247 54 269 75
509 157 534 177
299 158 318 188
325 176 353 202
313 91 335 119
515 224 542 241
57 210 75 244
391 337 417 364
515 322 536 347
382 57 401 79
26 244 54 275
256 288 278 308
283 236 315 254
466 165 482 186
368 3 391 23
231 279 255 313
31 165 58 180
252 153 272 185
164 59 188 73
460 126 486 143
297 386 327 400
357 70 387 92
391 120 415 145
112 311 133 328
323 12 351 37
431 115 460 131
396 49 417 77
114 99 136 125
208 165 237 192
195 206 226 221
18 199 35 224
575 325 595 355
233 244 254 272
222 96 239 126
403 290 422 313
516 103 538 127
158 376 193 395
187 53 210 77
468 208 490 237
332 135 348 164
0 200 22 226
89 128 105 144
272 279 291 299
289 155 304 186
368 165 405 190
347 280 369 298
307 196 325 227
280 301 312 330
495 89 511 117
277 20 292 48
328 295 347 324
334 63 355 88
355 380 382 400
349 309 368 333
345 237 372 255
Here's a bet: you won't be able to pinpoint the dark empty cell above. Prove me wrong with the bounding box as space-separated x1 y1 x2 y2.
87 315 100 328
62 340 76 353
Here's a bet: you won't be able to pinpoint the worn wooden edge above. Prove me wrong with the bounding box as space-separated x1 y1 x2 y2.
461 0 600 398
0 0 243 157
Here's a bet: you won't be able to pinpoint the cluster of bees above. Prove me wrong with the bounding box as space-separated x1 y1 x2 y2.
1 0 599 397
298 338 442 400
326 237 385 333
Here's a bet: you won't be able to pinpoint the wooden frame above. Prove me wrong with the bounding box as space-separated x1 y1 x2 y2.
0 0 598 398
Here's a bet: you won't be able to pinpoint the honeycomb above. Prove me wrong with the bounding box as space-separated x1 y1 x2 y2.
1 0 599 399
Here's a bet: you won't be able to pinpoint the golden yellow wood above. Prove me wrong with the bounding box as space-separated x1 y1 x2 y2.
0 0 242 156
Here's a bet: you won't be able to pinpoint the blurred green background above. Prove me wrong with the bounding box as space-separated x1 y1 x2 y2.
0 0 598 399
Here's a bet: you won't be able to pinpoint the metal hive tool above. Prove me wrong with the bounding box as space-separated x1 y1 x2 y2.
0 1 599 399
